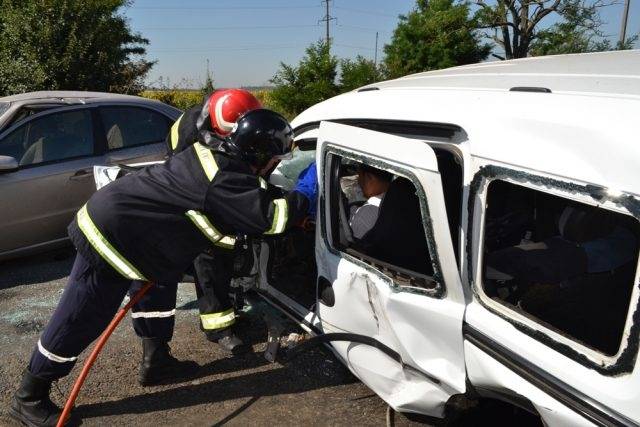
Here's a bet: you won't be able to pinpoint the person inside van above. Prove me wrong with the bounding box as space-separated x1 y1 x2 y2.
349 165 393 239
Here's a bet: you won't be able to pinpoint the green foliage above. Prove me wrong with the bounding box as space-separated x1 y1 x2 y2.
140 88 282 115
201 65 215 97
339 56 383 92
141 89 204 111
530 0 637 56
252 89 282 114
383 0 491 79
269 40 339 118
0 0 153 96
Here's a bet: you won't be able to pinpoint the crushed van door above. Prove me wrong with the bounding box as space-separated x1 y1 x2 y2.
314 121 467 417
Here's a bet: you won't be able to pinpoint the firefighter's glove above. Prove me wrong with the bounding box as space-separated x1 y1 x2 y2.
293 162 318 217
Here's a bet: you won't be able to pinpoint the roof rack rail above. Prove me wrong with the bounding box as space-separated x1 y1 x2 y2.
509 86 552 93
357 87 379 92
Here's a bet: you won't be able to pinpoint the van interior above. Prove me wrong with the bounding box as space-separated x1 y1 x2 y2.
265 141 464 312
482 180 640 356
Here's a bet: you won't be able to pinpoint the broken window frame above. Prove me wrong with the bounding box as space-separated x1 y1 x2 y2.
470 163 640 374
322 146 445 298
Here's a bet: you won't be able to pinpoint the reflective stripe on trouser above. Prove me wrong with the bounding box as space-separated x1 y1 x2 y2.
29 253 134 381
265 198 288 235
193 251 235 333
129 280 178 341
76 204 147 281
186 210 236 249
201 308 235 331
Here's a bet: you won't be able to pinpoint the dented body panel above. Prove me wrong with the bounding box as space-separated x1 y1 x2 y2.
263 51 640 425
312 123 467 416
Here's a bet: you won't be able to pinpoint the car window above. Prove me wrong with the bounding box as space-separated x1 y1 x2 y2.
99 107 169 150
0 102 9 116
481 180 640 357
272 148 315 182
328 153 437 290
0 125 27 160
0 110 93 166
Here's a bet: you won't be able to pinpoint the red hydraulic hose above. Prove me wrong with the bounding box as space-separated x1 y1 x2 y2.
56 281 154 427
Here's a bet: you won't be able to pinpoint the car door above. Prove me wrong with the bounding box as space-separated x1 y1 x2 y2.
0 106 101 257
97 105 171 165
314 121 466 417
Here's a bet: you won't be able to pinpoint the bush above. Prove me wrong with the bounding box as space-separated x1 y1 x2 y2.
140 90 204 111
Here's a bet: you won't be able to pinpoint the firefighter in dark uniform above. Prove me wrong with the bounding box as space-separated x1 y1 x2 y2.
167 89 262 354
11 109 317 427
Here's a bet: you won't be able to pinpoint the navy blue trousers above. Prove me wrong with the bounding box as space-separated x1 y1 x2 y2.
29 254 176 381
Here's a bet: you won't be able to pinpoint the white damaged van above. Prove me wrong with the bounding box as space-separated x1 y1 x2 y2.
258 50 640 426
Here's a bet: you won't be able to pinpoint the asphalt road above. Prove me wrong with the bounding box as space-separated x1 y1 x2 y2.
0 248 433 426
0 248 542 426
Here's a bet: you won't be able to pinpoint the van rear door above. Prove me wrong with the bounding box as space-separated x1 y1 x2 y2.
314 121 466 417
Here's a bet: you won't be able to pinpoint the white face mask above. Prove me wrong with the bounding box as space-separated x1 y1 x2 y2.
340 175 365 202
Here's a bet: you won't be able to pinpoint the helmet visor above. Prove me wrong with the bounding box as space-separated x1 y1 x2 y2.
271 142 296 161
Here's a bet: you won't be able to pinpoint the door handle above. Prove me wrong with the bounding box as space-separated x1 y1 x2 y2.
69 168 93 181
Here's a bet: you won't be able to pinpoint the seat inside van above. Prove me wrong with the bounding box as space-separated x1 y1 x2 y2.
483 180 639 356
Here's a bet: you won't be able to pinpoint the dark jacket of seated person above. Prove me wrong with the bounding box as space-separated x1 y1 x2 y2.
356 175 433 276
349 165 393 239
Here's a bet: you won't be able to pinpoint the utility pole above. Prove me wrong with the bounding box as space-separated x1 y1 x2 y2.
319 0 336 45
374 31 379 66
619 0 631 48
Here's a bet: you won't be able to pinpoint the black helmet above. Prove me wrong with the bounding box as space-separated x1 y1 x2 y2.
225 109 294 168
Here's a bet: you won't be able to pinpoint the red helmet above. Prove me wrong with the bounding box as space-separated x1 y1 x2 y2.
207 89 262 136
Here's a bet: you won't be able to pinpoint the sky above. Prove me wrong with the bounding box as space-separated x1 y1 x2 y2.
123 0 639 88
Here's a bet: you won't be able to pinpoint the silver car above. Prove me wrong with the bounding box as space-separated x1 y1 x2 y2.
0 91 181 260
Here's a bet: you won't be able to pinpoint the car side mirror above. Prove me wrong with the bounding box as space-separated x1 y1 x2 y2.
0 155 18 173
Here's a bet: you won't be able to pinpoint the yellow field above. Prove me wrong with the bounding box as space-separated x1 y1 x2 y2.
140 89 281 115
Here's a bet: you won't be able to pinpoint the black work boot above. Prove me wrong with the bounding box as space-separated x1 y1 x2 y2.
206 328 248 356
138 338 199 386
10 370 69 427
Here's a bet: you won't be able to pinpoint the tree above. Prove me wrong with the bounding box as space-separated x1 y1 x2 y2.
270 40 339 117
383 0 491 79
0 0 154 96
339 56 383 92
201 60 215 96
475 0 620 59
530 0 638 56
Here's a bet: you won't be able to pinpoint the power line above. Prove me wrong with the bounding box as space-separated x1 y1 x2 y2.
138 24 319 31
336 23 387 34
131 5 320 11
334 43 374 51
619 0 630 46
148 44 306 53
319 0 336 44
334 6 396 18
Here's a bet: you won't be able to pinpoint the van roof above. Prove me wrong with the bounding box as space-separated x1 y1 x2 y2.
363 50 640 98
292 51 640 196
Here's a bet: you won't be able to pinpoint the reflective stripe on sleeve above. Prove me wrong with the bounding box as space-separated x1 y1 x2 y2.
131 309 176 319
200 308 236 330
185 210 236 249
76 205 146 281
38 339 77 363
258 177 268 189
170 114 183 150
194 143 219 181
265 198 288 235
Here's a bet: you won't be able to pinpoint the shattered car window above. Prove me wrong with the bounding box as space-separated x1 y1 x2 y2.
482 180 640 356
270 148 315 189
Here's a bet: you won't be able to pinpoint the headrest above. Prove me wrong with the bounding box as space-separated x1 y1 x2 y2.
558 206 615 242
